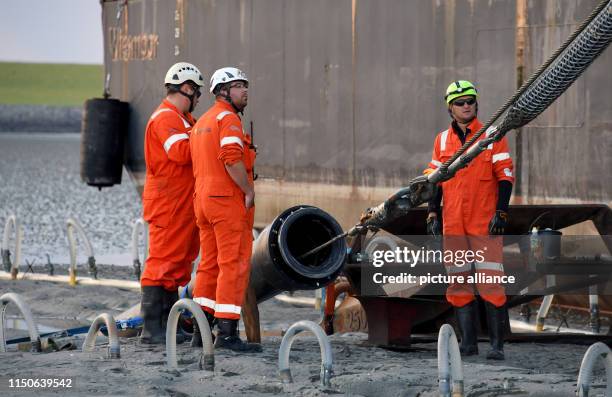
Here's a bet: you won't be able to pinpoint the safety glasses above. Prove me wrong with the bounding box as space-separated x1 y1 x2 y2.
185 84 201 98
191 86 202 98
452 97 476 107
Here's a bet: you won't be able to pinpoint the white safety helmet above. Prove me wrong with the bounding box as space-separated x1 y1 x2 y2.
164 62 204 87
209 67 248 93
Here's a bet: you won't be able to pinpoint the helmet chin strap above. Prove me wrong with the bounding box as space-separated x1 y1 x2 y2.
223 91 244 115
178 90 197 113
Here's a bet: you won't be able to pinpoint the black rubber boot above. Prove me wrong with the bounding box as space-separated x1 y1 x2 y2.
162 289 185 345
191 311 216 347
455 300 479 356
485 301 507 360
139 286 165 344
214 319 262 353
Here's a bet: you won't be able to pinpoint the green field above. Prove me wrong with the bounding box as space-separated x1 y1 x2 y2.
0 62 104 107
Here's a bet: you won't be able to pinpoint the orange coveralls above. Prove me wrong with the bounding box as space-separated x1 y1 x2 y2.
428 118 514 308
190 100 256 320
140 99 200 292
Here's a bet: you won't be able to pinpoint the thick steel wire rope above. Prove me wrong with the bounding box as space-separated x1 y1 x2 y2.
438 0 612 176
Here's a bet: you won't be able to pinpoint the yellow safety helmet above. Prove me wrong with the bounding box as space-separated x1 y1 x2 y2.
445 80 478 104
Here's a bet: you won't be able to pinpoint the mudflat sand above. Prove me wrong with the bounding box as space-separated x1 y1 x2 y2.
0 133 141 267
1 267 609 397
1 133 609 396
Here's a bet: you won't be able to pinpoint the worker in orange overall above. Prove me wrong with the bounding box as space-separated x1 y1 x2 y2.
425 80 514 360
190 67 260 352
139 62 204 344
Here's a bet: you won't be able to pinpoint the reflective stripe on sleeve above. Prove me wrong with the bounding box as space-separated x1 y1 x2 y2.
216 111 233 121
492 153 510 163
150 108 173 120
431 159 442 168
215 303 242 315
151 108 191 128
475 262 505 272
220 136 244 148
440 129 449 151
446 262 473 274
193 297 216 310
163 133 189 153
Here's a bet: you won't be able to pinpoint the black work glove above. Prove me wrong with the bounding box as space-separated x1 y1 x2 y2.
426 214 442 236
489 210 509 235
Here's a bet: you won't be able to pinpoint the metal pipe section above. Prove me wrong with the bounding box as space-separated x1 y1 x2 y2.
82 312 120 359
250 206 346 302
2 214 22 279
131 217 148 279
535 294 554 332
13 224 22 279
166 298 214 371
589 293 600 334
66 217 97 284
536 276 556 332
437 324 464 397
278 320 333 387
576 342 612 397
0 270 140 289
0 293 41 353
315 288 323 311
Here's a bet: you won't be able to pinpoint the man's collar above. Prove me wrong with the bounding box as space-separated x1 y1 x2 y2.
162 98 188 116
215 98 238 115
451 118 482 136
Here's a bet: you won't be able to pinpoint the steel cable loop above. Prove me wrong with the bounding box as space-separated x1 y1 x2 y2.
2 214 22 278
131 218 148 279
0 293 41 353
166 298 214 371
82 312 121 359
278 320 333 387
439 0 612 172
437 324 464 397
576 342 612 397
66 217 97 284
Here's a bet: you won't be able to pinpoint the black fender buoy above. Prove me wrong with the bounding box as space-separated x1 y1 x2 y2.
80 98 129 189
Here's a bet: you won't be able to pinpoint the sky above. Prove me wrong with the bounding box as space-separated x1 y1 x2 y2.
0 0 103 64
